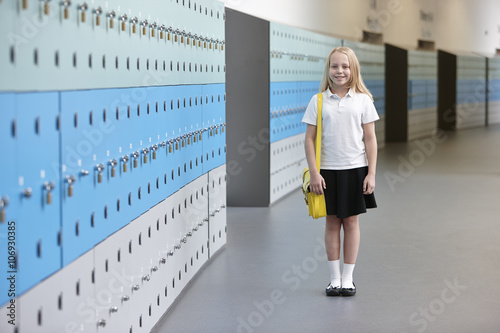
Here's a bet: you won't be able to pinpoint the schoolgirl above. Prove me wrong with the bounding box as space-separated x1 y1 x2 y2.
302 46 379 296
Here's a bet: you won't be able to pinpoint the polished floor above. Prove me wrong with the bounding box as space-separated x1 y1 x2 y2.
153 125 500 333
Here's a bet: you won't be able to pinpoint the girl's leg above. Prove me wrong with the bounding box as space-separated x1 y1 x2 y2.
342 215 360 291
342 215 360 264
325 215 342 290
325 215 342 260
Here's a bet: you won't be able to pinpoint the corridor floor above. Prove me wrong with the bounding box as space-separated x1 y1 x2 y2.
153 125 500 333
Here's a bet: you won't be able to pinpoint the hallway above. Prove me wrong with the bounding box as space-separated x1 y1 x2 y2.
154 125 500 333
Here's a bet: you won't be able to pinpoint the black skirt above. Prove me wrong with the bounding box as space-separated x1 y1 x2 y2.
320 167 377 218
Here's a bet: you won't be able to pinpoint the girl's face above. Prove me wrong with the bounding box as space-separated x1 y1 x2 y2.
329 51 351 90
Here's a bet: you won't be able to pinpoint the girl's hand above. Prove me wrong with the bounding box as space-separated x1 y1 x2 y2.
310 172 326 195
363 174 375 195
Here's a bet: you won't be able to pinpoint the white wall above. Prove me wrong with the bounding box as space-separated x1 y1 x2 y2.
221 0 500 54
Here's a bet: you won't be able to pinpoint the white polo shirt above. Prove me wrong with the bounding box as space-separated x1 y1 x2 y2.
302 89 379 170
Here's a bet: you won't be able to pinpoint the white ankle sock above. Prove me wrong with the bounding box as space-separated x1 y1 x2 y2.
342 263 355 289
328 260 341 287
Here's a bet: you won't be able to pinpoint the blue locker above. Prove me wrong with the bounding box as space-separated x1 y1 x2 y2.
60 89 141 265
16 92 61 295
0 93 18 306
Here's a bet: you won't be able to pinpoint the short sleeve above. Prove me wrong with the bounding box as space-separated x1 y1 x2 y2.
361 95 380 124
302 94 319 126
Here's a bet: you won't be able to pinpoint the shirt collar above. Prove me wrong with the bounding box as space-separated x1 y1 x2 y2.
327 88 353 99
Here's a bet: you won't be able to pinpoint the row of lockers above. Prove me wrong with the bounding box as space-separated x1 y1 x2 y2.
0 84 226 305
270 22 341 82
0 0 225 90
0 165 227 333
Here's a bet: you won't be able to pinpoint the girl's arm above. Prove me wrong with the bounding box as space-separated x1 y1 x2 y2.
305 124 326 195
363 122 377 194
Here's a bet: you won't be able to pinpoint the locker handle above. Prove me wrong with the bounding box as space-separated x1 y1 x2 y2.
122 295 130 302
132 285 140 291
109 306 118 314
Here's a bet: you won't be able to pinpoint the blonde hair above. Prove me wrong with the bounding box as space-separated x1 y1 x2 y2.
320 46 373 101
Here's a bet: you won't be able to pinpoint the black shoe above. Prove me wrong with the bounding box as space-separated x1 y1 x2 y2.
341 282 356 296
325 283 341 296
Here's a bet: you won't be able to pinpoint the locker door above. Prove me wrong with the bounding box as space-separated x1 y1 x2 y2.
16 92 61 295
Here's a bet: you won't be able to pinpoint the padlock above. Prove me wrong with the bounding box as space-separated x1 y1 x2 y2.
181 30 185 43
108 11 116 29
94 7 102 26
167 27 172 40
66 175 75 197
152 145 158 159
132 151 139 168
122 155 129 172
96 163 104 183
44 181 55 205
62 1 70 19
80 3 88 22
210 126 213 136
131 17 138 34
151 22 157 37
120 14 128 31
187 135 191 145
175 139 179 150
23 0 28 10
193 131 198 143
0 196 8 223
182 137 186 148
216 125 219 135
160 25 165 39
110 159 117 178
174 28 179 42
199 130 203 141
44 0 51 15
222 124 225 133
143 148 149 164
141 19 148 35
